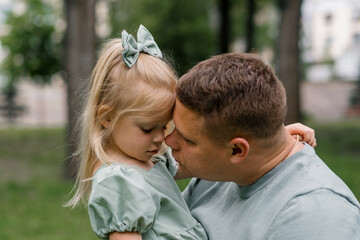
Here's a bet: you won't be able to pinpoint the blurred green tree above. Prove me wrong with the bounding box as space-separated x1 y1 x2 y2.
107 0 216 75
105 0 278 74
0 0 62 122
231 0 277 55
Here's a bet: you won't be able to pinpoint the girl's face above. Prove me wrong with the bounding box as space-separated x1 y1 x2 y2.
110 110 173 162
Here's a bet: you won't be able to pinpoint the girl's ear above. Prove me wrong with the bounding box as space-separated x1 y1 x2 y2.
229 138 249 164
98 105 111 128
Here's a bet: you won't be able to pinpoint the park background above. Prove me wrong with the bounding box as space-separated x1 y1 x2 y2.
0 0 359 239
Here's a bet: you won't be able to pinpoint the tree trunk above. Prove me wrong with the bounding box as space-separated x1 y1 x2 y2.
219 0 230 53
245 0 255 53
277 0 302 124
63 0 96 178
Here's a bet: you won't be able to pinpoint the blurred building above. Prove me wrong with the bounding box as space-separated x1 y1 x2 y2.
0 77 67 127
0 0 67 127
302 0 360 82
300 0 360 121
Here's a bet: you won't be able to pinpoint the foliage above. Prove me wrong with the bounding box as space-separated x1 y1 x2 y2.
0 0 62 84
231 0 277 53
106 0 278 74
0 0 62 122
107 0 216 75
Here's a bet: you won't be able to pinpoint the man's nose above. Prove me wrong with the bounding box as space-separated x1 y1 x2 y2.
165 129 180 150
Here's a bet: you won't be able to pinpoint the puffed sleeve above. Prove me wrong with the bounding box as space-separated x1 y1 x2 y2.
88 165 157 239
153 147 178 177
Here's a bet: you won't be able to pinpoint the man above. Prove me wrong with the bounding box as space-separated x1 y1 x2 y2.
165 53 360 239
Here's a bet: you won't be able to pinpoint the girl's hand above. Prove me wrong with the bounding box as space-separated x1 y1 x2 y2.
109 232 142 240
285 123 317 148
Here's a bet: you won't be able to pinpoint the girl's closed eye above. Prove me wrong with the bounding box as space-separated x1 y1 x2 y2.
141 127 153 134
140 123 168 134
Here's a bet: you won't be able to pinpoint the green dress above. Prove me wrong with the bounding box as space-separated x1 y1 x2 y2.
88 151 208 240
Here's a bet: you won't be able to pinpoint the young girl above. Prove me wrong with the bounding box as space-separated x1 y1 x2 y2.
66 25 316 240
66 25 208 240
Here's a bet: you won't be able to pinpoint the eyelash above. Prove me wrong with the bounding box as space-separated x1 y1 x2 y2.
141 125 167 134
184 137 194 144
141 128 153 133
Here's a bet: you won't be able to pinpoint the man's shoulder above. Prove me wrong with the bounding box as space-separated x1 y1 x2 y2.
266 188 360 239
289 188 360 211
279 147 358 205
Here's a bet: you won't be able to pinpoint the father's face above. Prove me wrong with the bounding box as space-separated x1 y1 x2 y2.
165 100 231 180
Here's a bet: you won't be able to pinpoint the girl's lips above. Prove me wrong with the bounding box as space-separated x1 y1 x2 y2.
148 150 158 155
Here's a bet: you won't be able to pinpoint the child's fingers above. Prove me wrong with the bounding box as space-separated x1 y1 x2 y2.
300 130 317 148
287 123 317 148
297 135 303 141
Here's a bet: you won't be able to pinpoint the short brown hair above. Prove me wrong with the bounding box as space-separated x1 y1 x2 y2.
176 52 287 142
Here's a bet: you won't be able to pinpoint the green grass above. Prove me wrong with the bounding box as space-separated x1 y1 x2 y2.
0 127 96 240
0 121 359 239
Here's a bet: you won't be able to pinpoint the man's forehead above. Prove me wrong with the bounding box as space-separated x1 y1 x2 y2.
173 100 204 138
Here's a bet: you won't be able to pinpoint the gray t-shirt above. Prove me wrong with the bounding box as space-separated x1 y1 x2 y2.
183 143 360 240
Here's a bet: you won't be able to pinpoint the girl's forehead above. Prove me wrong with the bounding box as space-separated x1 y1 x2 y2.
131 109 173 124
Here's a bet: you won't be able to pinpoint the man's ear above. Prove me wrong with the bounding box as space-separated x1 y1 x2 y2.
98 105 111 128
229 138 249 164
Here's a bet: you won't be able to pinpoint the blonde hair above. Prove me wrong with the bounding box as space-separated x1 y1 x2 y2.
65 38 177 207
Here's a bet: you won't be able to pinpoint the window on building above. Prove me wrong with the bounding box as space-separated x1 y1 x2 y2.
353 33 360 43
353 10 360 22
325 13 333 25
325 36 333 48
324 36 333 57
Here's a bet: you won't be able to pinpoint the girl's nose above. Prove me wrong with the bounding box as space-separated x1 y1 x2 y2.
153 129 165 143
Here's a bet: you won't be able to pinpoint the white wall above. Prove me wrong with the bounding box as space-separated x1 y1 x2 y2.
0 77 67 127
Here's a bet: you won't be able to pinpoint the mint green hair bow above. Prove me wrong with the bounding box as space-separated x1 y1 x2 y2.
121 24 163 68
